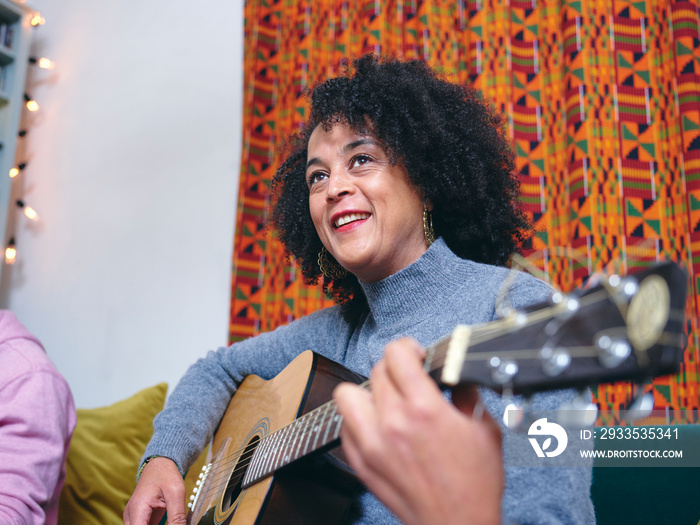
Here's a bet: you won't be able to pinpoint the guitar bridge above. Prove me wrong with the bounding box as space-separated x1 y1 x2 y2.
187 463 212 512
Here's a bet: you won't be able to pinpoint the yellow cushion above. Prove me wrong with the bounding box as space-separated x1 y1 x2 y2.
58 383 168 525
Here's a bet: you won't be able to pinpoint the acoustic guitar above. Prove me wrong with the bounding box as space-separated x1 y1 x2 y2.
184 261 687 525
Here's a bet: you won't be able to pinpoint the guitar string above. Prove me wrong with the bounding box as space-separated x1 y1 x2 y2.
190 290 685 506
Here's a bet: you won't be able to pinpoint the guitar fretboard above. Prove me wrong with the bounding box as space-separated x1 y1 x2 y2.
241 392 346 487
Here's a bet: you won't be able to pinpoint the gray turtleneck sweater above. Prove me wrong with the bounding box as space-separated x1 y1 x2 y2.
144 238 595 524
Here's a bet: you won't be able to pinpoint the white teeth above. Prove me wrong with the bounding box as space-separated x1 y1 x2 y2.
335 213 369 228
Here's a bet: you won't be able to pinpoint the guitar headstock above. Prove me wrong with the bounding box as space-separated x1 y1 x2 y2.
434 261 688 395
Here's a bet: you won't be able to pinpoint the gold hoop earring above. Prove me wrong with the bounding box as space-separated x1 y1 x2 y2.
423 205 435 246
318 247 348 279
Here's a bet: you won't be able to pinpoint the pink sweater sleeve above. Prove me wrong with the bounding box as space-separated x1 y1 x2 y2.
0 313 76 525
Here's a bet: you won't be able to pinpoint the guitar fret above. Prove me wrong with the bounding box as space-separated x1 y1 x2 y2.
271 428 286 473
302 407 321 456
272 427 289 471
286 417 304 465
331 406 343 441
280 421 295 467
250 437 266 482
313 402 331 450
251 439 265 482
257 431 275 480
243 440 261 486
293 412 312 461
321 403 335 445
259 430 278 479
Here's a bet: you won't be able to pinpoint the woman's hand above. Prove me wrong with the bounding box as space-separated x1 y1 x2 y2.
123 457 187 525
334 338 504 525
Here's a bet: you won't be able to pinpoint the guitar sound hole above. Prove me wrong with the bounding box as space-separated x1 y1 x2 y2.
221 435 260 512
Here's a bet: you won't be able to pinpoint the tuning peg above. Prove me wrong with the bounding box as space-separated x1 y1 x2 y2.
548 292 580 321
596 334 632 368
556 392 598 427
543 292 580 339
607 274 639 303
540 346 572 376
489 357 519 385
622 391 654 423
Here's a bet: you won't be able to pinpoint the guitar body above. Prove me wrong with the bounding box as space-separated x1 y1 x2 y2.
187 350 365 525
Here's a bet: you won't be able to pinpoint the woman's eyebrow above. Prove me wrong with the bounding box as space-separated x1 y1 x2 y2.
343 138 378 152
305 138 379 171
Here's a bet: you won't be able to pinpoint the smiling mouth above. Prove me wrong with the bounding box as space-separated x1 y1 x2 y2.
334 212 370 228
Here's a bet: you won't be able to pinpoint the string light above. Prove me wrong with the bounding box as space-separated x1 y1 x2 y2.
24 93 39 112
4 238 16 265
30 13 45 27
28 57 54 70
9 163 27 178
16 200 38 221
4 10 50 269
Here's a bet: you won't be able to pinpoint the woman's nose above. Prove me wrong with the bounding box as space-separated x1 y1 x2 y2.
326 170 353 201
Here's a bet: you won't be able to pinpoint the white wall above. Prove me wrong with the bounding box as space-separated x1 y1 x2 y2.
0 0 242 408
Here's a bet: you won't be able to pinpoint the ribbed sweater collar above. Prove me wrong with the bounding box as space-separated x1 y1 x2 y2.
359 238 467 327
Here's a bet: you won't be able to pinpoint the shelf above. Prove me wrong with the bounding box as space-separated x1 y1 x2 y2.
0 0 33 283
0 45 14 66
0 3 20 25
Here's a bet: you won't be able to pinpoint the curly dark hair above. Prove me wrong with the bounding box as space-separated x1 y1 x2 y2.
271 54 531 319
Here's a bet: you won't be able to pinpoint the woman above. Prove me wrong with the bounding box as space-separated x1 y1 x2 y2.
124 55 594 524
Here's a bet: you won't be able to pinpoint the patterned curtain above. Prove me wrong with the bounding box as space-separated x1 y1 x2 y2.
232 0 700 424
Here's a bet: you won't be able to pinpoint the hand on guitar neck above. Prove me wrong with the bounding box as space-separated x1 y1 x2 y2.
334 337 504 525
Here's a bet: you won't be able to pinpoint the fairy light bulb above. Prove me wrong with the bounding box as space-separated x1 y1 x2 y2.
5 238 16 265
29 57 55 70
9 163 26 178
24 93 39 112
30 13 45 26
16 200 39 221
37 57 54 69
24 206 38 220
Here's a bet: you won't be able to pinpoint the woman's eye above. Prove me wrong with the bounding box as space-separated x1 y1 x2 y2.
350 155 371 168
307 171 327 186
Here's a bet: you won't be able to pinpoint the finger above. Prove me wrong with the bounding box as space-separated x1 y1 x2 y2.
148 509 165 525
334 383 378 475
383 338 441 401
124 502 159 525
162 483 187 525
334 382 377 446
369 356 406 423
451 384 481 415
335 383 419 520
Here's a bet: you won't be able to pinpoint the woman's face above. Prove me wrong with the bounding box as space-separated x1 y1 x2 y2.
306 122 428 282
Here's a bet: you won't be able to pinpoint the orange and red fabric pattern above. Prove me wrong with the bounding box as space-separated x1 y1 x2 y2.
231 0 700 425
